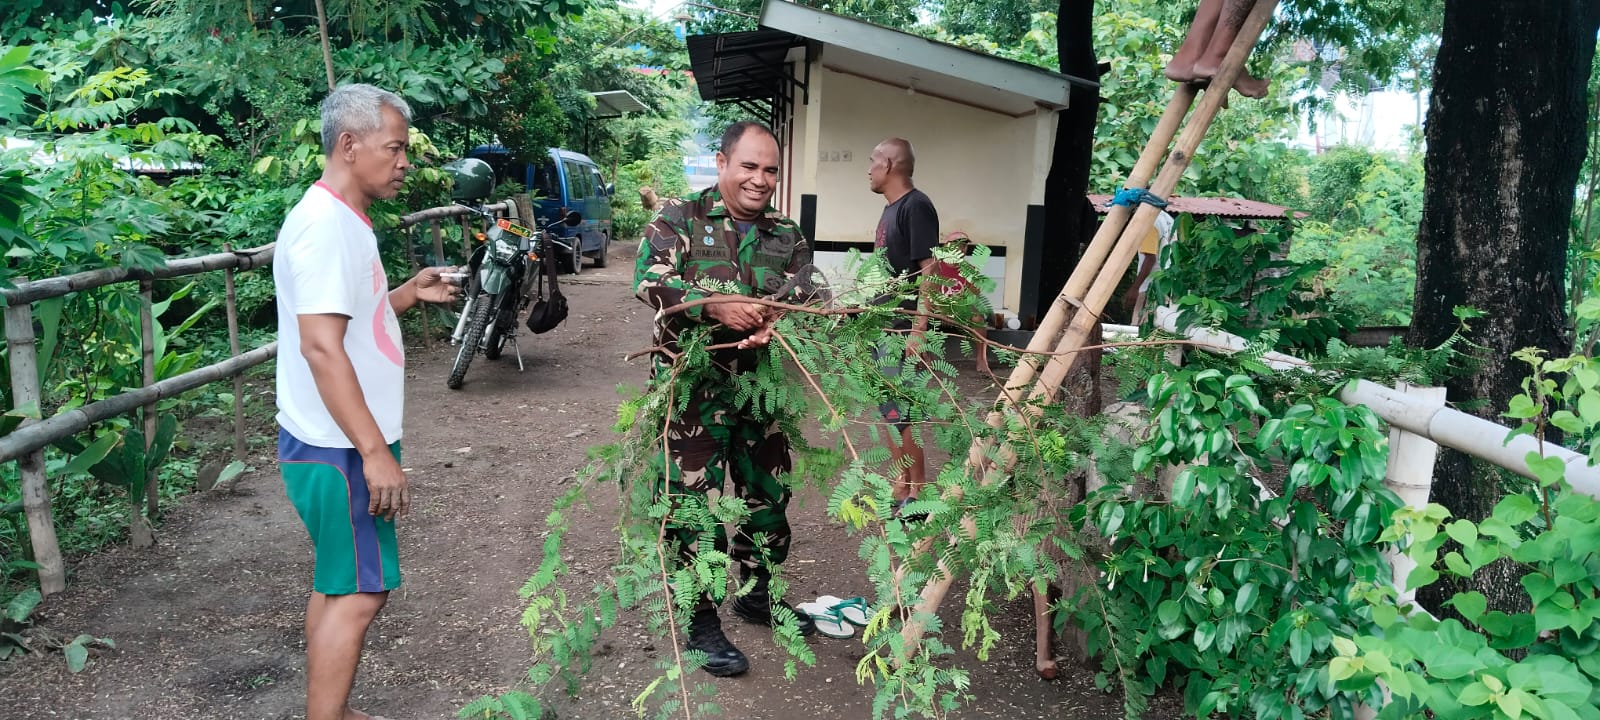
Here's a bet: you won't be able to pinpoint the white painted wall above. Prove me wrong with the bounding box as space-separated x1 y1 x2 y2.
790 65 1057 315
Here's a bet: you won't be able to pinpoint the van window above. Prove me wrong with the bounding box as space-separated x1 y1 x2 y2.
563 159 592 200
590 168 606 196
531 161 560 200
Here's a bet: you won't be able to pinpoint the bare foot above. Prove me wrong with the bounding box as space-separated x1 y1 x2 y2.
1233 72 1270 98
1185 72 1271 99
1165 58 1200 83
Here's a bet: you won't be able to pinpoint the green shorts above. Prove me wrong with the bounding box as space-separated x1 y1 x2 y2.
279 429 402 595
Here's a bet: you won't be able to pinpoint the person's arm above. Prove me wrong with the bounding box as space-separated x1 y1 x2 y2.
905 196 940 350
298 314 409 520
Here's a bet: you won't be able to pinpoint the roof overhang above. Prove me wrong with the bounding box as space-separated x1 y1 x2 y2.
590 90 648 118
686 30 808 105
758 0 1095 117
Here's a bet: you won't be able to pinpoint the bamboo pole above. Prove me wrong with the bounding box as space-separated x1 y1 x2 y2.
313 0 336 91
0 245 275 306
395 200 512 228
223 243 245 461
897 0 1282 655
0 345 278 464
1382 383 1444 608
4 289 66 594
134 281 157 547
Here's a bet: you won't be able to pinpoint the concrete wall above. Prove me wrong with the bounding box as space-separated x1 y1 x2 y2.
785 64 1057 315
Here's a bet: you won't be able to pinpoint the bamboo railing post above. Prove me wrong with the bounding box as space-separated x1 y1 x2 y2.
223 244 245 461
459 216 473 261
895 0 1283 656
429 219 448 271
4 284 66 594
134 280 157 547
405 228 433 349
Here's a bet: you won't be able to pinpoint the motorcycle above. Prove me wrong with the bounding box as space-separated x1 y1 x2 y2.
446 205 582 389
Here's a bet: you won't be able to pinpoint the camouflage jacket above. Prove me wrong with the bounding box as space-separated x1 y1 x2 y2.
634 188 812 372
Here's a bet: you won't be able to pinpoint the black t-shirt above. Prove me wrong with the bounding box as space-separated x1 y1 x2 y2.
876 188 939 278
875 189 939 323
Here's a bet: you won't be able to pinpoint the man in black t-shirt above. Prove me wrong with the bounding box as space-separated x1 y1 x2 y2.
868 137 938 517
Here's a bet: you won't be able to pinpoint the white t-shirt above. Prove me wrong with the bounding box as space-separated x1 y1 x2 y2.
274 182 406 448
1138 210 1176 293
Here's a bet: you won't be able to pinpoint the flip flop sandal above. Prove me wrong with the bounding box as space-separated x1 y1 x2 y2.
815 595 873 627
795 601 854 639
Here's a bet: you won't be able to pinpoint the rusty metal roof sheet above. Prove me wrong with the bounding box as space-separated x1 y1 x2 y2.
1086 194 1308 220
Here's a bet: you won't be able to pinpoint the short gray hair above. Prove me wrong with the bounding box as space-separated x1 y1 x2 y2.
320 84 413 156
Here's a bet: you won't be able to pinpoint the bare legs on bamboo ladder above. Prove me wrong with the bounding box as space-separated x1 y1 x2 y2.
1165 0 1269 98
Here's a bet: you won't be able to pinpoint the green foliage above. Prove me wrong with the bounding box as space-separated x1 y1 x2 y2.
1151 215 1353 354
1290 146 1424 325
1327 347 1600 720
611 156 690 242
1072 361 1401 717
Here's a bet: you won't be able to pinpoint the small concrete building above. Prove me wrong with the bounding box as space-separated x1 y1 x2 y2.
687 0 1095 320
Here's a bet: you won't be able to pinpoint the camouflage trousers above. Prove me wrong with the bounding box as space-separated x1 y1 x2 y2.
656 396 793 596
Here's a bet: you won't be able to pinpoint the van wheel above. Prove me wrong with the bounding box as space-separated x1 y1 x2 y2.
593 232 609 268
566 246 583 275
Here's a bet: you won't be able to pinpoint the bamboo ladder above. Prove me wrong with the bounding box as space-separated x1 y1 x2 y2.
893 0 1284 658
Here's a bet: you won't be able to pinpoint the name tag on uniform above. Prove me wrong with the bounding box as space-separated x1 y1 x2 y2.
691 236 733 261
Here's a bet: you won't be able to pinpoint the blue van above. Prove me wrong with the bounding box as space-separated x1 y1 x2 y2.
467 145 614 272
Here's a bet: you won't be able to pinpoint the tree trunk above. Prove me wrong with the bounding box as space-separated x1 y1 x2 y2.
1033 0 1103 323
1408 0 1600 613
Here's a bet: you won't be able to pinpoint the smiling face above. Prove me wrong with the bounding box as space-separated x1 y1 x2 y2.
343 105 411 203
715 127 780 221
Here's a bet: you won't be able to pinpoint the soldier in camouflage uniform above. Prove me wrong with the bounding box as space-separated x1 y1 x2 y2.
634 121 817 677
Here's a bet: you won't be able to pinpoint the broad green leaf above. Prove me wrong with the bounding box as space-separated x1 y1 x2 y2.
1194 620 1216 652
5 588 40 622
1447 591 1488 624
1495 494 1539 525
58 431 122 477
1524 453 1568 488
63 638 89 673
1457 681 1492 706
1234 582 1259 615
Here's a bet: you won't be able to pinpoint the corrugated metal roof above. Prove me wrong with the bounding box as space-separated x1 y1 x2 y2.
1086 194 1308 220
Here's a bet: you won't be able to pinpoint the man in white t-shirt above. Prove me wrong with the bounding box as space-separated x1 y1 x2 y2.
274 83 459 720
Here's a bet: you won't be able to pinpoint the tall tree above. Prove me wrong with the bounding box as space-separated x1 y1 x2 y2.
1408 0 1600 609
1033 0 1102 324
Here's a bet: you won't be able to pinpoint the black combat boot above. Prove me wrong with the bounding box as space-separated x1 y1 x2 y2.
686 606 749 677
729 569 817 637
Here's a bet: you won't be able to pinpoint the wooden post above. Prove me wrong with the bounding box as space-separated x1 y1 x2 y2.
134 281 157 547
406 228 433 349
430 219 447 271
223 244 245 461
459 216 474 261
4 290 67 594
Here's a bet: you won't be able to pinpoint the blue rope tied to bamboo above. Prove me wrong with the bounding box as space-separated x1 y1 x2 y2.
1108 187 1169 209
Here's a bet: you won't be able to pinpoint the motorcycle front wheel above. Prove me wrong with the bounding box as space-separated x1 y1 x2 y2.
484 289 519 360
447 292 495 389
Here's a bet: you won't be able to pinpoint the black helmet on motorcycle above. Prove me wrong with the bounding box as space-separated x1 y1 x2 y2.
443 157 495 201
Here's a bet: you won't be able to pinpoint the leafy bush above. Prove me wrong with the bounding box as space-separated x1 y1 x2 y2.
1326 347 1600 720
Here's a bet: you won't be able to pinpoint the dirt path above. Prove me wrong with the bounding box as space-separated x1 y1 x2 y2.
0 246 1151 720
